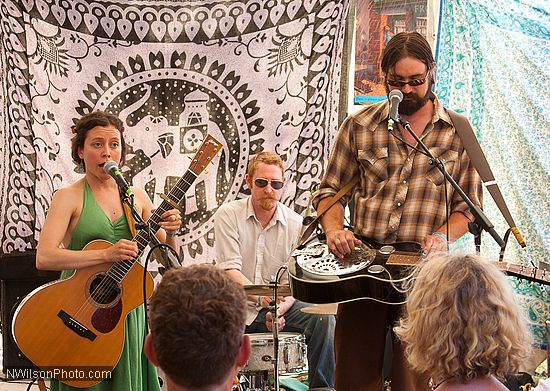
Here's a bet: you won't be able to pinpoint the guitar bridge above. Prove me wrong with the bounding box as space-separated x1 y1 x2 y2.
57 310 97 341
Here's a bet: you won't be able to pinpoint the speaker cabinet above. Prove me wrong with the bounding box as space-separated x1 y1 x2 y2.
0 250 60 378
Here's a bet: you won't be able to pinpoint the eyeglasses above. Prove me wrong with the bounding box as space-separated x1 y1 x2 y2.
254 178 284 190
386 71 429 88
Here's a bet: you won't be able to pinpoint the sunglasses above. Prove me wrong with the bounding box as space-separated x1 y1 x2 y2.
254 178 284 190
386 71 429 88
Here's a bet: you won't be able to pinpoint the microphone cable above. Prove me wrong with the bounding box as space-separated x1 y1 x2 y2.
140 223 181 391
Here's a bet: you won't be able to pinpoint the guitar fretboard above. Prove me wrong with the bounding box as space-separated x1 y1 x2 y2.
386 252 423 266
107 170 197 283
103 134 222 284
387 254 550 286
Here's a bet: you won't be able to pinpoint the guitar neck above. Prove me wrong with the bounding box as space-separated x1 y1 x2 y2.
386 252 423 266
108 170 197 282
105 134 222 283
498 262 550 286
387 253 550 286
133 170 197 253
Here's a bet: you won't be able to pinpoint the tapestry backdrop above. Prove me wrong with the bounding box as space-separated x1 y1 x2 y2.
0 0 350 264
436 0 549 349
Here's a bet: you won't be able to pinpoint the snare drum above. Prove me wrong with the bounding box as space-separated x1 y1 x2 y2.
242 332 307 374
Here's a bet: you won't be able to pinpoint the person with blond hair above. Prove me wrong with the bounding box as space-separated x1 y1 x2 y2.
214 151 336 389
394 253 531 390
145 265 251 391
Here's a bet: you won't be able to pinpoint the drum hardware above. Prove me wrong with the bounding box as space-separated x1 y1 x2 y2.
240 266 296 391
243 284 291 297
300 303 338 315
271 265 287 391
239 333 307 391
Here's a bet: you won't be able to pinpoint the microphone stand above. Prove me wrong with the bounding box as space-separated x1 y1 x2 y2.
120 192 174 264
394 116 506 252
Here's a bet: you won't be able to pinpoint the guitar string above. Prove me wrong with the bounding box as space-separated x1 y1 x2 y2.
70 173 192 320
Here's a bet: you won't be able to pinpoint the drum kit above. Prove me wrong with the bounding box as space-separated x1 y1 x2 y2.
234 283 310 391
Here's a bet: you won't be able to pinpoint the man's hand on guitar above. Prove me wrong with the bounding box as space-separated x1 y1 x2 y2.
326 229 363 259
105 239 139 262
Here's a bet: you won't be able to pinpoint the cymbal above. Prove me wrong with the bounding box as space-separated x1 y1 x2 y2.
243 284 292 297
301 303 338 315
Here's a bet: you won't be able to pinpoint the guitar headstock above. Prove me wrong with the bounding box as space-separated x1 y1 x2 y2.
188 135 223 176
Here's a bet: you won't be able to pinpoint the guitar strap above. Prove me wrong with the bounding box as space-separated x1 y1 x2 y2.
122 201 137 237
298 177 359 247
446 109 525 247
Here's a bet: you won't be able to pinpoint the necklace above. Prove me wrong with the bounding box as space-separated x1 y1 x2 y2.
429 377 451 390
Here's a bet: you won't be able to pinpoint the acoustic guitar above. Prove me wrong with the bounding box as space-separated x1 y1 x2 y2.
12 135 222 387
288 234 549 306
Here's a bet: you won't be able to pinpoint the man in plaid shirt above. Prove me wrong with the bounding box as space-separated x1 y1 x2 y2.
313 32 482 390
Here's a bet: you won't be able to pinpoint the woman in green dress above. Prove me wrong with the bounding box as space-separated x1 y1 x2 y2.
37 111 182 390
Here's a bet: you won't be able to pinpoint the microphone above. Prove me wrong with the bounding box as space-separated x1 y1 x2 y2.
103 161 134 197
388 89 403 132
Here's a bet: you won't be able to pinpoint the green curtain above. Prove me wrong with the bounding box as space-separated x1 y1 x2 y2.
436 0 549 349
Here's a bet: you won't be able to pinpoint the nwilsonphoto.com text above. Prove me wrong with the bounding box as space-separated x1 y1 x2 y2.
6 366 113 381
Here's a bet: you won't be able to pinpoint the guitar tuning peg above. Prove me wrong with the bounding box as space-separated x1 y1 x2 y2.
204 169 209 175
217 151 222 157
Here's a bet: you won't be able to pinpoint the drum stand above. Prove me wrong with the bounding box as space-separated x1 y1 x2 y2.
269 266 288 391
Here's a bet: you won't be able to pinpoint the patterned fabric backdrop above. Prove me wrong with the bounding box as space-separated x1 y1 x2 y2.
0 0 350 264
436 0 549 349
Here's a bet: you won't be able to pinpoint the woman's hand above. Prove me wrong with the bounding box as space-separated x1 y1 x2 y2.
104 239 139 262
157 209 182 236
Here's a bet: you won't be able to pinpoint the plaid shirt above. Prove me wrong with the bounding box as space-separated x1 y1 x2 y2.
314 97 482 244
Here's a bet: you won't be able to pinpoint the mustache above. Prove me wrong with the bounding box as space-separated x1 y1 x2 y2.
402 92 420 100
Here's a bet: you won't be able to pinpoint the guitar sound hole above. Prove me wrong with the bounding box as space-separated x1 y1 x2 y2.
89 274 121 305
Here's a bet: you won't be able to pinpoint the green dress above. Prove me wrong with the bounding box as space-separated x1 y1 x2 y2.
51 179 160 391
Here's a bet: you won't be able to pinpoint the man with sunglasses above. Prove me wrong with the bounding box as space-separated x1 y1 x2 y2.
313 32 482 390
214 151 336 390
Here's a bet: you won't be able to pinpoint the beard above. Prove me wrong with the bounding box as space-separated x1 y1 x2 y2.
386 79 434 116
399 90 431 115
258 197 278 211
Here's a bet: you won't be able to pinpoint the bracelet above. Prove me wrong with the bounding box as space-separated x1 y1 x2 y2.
433 231 448 241
166 230 177 238
257 296 262 306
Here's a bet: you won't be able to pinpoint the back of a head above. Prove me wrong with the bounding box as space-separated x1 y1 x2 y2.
395 253 531 383
149 265 247 390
